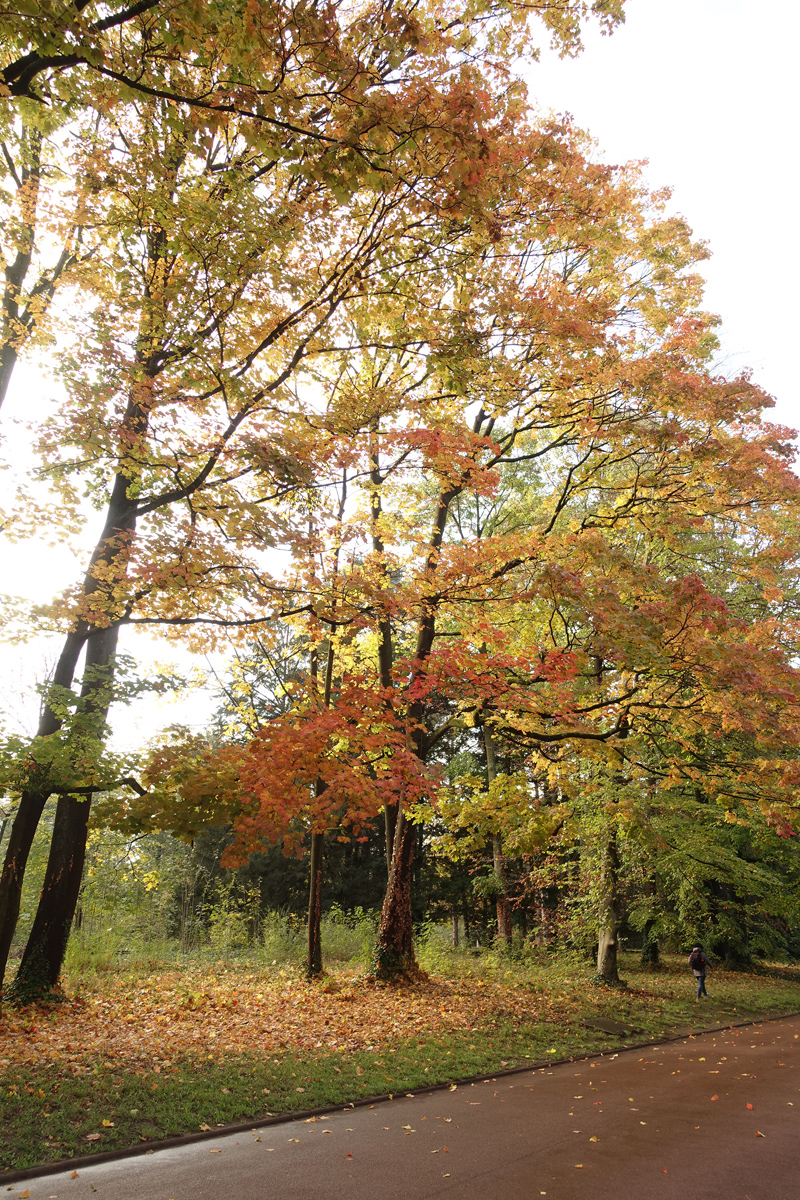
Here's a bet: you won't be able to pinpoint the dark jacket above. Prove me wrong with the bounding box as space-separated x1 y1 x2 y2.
689 948 712 977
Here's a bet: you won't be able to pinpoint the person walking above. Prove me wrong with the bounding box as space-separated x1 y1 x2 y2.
689 944 712 1000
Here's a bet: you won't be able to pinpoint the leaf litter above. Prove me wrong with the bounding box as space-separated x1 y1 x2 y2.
0 966 571 1077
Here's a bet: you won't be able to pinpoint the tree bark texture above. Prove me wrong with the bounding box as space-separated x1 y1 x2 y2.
10 793 91 999
596 825 622 985
373 809 418 980
384 801 398 872
10 624 121 998
0 630 87 990
483 718 512 945
306 830 324 980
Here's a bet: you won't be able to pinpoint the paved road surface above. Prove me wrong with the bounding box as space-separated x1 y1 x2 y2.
12 1017 799 1199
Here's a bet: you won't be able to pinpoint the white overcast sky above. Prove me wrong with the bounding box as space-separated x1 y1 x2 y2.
528 0 799 430
1 0 798 749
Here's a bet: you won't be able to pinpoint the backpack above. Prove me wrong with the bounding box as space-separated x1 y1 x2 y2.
688 948 704 972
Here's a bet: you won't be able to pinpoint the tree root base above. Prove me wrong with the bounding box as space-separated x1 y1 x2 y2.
368 943 428 985
591 975 628 990
4 981 66 1007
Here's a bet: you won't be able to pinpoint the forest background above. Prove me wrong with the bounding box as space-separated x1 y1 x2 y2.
0 0 800 1022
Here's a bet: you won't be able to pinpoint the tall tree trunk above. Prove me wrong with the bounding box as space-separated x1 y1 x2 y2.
305 600 338 979
5 365 153 994
493 832 513 944
0 790 50 993
10 793 92 1000
596 824 622 985
372 468 462 979
0 200 168 995
451 910 459 948
307 829 324 980
10 624 120 999
1 175 173 997
368 423 398 873
371 402 477 977
483 717 512 945
373 809 418 980
383 801 397 872
0 630 87 991
593 660 626 986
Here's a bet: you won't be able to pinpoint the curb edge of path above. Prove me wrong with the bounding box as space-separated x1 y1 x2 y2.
3 1009 799 1186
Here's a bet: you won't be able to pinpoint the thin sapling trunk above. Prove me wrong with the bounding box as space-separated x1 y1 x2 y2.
484 719 512 946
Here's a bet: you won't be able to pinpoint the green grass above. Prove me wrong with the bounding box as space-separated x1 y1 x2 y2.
2 951 800 1175
0 1026 592 1173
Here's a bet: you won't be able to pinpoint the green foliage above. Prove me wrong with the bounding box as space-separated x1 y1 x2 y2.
47 822 382 974
207 880 257 955
0 656 182 800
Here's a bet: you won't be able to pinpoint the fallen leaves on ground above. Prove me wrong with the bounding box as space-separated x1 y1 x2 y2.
0 967 569 1077
2 959 798 1085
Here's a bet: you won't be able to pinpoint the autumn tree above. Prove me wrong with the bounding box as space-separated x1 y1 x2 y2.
0 102 423 994
1 0 620 998
458 478 800 981
0 0 624 105
0 104 94 408
229 114 800 980
6 0 798 1001
107 117 800 986
0 0 626 404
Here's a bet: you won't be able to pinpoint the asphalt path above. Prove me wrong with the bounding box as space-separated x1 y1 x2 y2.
12 1016 799 1200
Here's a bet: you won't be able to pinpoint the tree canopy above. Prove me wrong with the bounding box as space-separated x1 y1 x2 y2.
1 0 799 999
